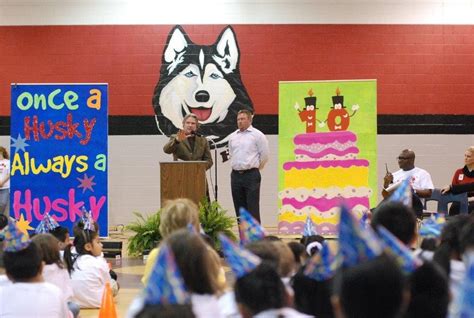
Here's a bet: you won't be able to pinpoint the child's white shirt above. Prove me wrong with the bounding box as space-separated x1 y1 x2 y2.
43 263 74 302
0 281 69 317
70 254 111 308
218 290 241 318
254 307 312 318
0 275 12 287
191 293 224 318
126 293 226 318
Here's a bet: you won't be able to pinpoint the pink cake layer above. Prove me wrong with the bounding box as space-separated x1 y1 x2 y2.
294 146 359 159
283 159 369 170
282 196 369 211
278 221 338 235
294 131 356 145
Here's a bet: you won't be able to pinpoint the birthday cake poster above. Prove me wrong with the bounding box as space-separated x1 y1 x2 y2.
10 84 108 236
278 80 377 235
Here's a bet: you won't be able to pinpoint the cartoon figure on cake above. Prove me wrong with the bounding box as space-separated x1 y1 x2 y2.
325 87 359 131
294 89 319 133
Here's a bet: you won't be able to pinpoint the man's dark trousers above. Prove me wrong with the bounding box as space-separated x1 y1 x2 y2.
231 168 261 223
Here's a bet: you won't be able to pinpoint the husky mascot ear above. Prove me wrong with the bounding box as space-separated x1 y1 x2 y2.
163 26 189 75
212 26 239 74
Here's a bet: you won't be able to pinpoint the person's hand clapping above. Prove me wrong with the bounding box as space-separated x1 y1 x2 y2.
176 130 187 142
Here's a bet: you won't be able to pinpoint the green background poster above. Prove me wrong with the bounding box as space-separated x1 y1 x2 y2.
278 80 377 234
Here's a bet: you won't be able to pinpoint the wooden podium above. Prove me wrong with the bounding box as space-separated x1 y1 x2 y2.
160 161 207 206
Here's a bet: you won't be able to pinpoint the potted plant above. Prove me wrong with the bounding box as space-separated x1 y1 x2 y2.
126 211 162 257
198 199 237 249
126 200 237 256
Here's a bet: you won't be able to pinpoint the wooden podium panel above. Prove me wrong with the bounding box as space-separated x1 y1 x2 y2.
160 161 207 206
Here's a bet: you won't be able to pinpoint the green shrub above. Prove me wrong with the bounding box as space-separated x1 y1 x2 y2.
126 200 236 256
126 211 162 257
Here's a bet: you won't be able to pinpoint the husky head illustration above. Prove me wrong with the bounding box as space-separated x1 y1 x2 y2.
152 25 253 147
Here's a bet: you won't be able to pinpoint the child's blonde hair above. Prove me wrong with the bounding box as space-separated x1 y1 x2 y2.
159 198 200 238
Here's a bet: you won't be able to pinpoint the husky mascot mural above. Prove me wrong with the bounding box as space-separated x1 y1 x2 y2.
152 25 254 149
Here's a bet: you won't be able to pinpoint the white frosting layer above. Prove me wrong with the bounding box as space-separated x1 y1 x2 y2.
279 204 369 218
295 140 356 153
278 186 372 200
296 153 358 161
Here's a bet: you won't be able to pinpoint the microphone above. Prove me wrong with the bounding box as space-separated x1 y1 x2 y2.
191 130 202 137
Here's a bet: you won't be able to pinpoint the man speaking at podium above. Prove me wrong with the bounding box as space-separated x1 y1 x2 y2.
163 113 213 170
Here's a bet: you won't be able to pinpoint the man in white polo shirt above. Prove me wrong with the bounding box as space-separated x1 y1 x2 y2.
382 149 434 217
228 110 269 223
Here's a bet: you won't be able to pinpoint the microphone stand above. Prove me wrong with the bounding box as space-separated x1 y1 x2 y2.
206 137 218 202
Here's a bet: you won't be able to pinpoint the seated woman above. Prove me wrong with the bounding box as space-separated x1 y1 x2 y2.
441 146 474 215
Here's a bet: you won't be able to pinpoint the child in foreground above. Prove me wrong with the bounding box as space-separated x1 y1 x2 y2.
0 222 69 317
64 227 119 308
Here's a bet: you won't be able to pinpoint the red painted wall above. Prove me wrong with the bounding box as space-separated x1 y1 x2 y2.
1 24 473 116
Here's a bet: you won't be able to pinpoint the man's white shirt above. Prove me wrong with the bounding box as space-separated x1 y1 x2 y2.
228 125 269 171
392 167 434 191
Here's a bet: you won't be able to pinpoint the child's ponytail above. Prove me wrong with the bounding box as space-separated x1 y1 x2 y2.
63 243 76 274
63 229 98 274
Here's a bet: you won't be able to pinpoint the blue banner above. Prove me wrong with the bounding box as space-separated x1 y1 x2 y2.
10 84 108 236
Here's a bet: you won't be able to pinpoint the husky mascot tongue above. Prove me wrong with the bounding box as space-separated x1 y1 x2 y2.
152 25 254 148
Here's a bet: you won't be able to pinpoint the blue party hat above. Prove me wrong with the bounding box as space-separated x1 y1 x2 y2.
457 251 474 317
81 207 95 231
303 215 318 236
338 204 383 268
219 233 261 278
377 226 422 274
238 208 266 245
419 213 446 238
388 178 412 207
304 242 339 281
359 210 369 229
144 244 190 305
35 213 60 234
4 220 31 252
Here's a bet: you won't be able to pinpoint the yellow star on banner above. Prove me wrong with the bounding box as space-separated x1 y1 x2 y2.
16 214 33 236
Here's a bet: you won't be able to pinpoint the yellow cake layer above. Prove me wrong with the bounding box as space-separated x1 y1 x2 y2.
279 210 340 224
279 206 367 224
284 166 368 188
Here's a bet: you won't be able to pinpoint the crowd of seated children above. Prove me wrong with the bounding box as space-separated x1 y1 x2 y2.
0 222 70 317
126 202 459 318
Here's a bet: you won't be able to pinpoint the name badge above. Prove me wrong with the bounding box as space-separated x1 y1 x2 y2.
459 174 464 181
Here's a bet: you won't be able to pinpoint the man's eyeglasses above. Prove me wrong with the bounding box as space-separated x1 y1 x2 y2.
397 156 412 160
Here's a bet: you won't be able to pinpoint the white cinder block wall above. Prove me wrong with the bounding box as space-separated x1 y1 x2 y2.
1 0 473 229
2 132 474 229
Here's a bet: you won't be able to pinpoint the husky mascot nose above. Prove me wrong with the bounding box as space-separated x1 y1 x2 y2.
195 90 210 103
